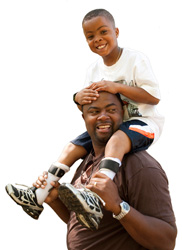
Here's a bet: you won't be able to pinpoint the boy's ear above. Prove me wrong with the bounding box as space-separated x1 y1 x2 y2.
115 27 119 38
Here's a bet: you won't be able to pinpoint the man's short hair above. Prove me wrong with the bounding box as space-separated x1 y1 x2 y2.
115 93 124 108
82 9 115 28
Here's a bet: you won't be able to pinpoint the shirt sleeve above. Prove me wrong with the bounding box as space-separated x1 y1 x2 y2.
125 155 176 224
134 54 161 99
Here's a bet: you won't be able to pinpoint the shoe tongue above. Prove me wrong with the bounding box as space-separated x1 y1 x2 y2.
30 186 37 192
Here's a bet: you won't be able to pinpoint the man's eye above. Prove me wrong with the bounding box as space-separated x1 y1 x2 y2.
89 110 99 115
107 109 116 113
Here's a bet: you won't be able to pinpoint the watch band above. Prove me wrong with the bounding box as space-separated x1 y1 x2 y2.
113 201 130 220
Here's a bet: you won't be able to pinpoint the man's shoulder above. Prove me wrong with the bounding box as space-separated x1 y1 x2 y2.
122 150 165 179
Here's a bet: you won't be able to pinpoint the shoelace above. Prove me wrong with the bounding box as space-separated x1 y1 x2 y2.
14 183 38 205
15 183 29 188
79 184 106 207
15 183 34 195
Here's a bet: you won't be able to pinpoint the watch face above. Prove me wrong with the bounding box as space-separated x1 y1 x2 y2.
122 202 130 212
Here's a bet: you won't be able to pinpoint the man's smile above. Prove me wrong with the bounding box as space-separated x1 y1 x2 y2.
96 123 112 133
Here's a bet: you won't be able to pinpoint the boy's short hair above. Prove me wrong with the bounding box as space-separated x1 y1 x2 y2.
82 9 115 27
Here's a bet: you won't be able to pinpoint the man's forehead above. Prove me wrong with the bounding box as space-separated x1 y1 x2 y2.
83 92 121 111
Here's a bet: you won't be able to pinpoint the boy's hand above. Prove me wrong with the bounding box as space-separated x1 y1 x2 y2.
32 171 60 204
75 87 99 105
89 80 119 94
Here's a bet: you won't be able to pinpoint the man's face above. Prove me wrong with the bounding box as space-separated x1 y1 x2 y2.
82 16 119 59
82 92 123 147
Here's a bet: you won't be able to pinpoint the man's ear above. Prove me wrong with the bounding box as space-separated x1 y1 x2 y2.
82 113 85 120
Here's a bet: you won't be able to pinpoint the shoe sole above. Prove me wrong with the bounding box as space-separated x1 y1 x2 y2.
5 184 43 219
58 184 100 230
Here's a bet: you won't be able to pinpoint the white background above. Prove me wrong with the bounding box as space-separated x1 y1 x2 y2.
0 0 181 249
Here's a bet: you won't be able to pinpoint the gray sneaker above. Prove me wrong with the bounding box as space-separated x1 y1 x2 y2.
58 183 105 230
5 184 43 219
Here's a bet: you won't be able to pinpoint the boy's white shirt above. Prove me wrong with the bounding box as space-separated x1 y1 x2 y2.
84 48 164 143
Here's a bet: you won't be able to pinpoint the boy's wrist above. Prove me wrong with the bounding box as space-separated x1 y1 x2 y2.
73 92 80 105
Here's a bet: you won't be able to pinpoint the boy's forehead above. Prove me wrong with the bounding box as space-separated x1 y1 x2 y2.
83 16 114 32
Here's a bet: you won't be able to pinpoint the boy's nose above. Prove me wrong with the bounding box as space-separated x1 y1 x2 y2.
95 35 103 43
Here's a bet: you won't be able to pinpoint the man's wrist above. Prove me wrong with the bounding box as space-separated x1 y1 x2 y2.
113 204 122 216
113 201 130 220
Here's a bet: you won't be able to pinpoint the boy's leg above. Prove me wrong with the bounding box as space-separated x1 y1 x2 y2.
104 130 132 160
35 143 87 205
99 120 154 179
5 132 91 219
57 143 88 167
98 130 131 179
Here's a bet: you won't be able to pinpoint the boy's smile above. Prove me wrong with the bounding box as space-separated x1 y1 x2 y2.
82 16 120 66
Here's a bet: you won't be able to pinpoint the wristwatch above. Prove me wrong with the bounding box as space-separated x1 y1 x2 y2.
113 201 130 220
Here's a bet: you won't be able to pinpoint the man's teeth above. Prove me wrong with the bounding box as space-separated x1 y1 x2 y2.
98 125 110 129
97 45 106 49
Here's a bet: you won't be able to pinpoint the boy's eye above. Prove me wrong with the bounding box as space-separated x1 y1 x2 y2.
101 30 108 35
87 35 94 40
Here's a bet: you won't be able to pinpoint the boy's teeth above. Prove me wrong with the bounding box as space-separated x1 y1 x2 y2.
97 45 105 49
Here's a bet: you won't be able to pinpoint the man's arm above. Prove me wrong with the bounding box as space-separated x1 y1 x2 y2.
87 172 177 250
33 172 70 223
47 197 70 224
119 206 177 250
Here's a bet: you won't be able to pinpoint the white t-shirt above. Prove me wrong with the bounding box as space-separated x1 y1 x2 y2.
84 48 164 143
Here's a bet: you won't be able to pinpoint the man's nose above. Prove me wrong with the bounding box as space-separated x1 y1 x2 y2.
97 112 110 121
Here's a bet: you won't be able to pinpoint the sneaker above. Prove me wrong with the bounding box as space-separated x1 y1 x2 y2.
58 183 105 230
5 184 43 219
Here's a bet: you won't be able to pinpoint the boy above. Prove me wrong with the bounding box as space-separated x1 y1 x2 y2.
6 9 164 230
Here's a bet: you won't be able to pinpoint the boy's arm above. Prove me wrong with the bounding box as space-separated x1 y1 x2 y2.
73 86 99 110
90 80 159 105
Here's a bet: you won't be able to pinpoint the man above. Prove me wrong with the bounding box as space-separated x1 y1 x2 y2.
35 92 177 250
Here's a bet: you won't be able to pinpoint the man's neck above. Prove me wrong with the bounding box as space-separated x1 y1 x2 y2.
93 144 105 158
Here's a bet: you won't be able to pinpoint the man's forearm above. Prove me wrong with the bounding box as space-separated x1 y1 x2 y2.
120 206 177 250
47 198 70 224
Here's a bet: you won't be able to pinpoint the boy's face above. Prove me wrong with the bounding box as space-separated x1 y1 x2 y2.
82 16 119 62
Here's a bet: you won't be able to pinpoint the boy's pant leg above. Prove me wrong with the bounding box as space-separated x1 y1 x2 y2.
71 131 93 153
119 119 154 153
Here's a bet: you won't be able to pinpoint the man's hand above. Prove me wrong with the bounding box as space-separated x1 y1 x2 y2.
32 171 60 204
86 172 122 215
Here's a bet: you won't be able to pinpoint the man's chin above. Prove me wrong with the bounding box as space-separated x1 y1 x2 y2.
95 133 112 144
